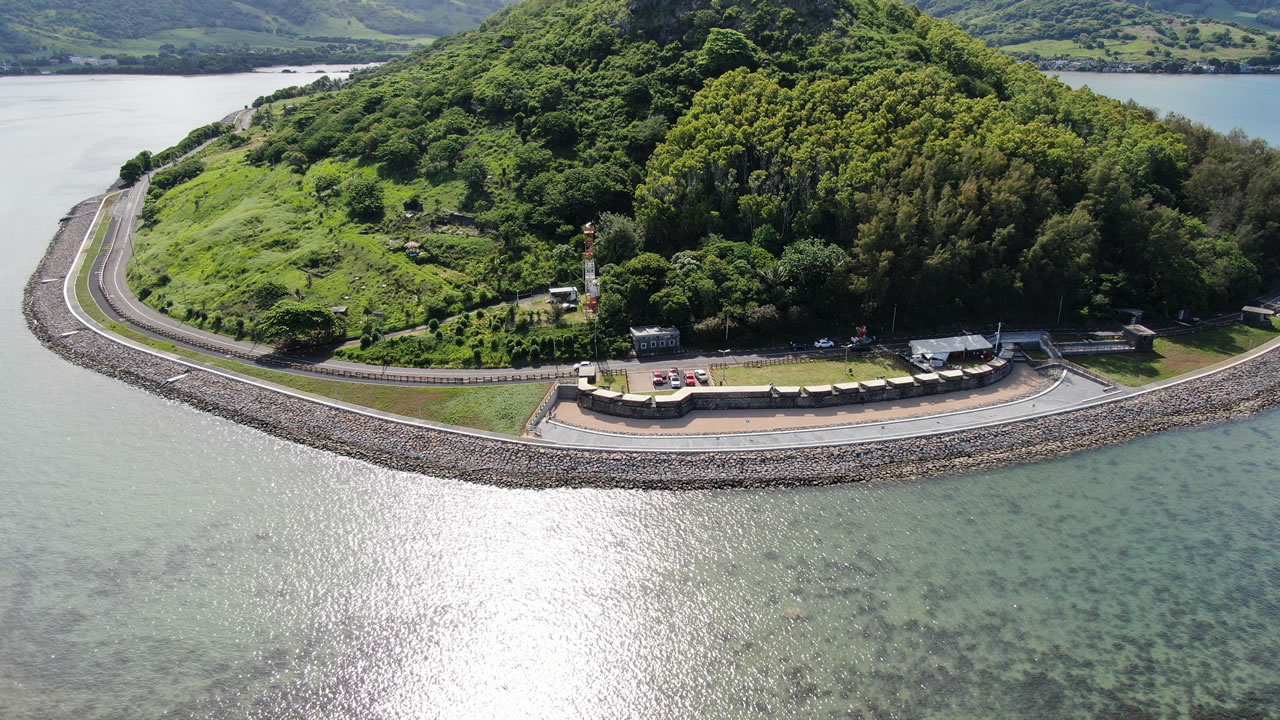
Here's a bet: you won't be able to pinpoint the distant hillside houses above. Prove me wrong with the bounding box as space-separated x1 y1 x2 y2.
68 56 118 67
1034 57 1271 74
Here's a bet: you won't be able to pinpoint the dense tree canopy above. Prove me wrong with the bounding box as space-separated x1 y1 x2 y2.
146 0 1280 343
257 301 342 348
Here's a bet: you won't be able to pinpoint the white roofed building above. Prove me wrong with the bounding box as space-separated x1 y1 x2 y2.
909 334 993 367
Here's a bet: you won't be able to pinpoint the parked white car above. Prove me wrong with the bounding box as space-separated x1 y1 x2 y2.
814 337 835 348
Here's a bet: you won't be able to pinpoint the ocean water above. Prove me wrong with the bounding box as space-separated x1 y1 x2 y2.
2 71 1279 719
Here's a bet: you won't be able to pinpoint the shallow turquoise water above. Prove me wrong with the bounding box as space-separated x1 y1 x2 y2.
2 72 1279 719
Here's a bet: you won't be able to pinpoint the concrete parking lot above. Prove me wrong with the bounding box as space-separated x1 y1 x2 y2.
626 364 713 394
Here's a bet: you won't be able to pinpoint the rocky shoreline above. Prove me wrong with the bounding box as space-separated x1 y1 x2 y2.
24 195 1280 490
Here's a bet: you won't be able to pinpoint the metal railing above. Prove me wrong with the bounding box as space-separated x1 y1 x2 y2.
95 276 573 385
1039 358 1117 389
1057 340 1132 355
1148 312 1242 337
523 378 576 436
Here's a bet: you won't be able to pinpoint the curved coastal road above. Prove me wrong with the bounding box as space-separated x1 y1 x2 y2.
83 180 1280 452
84 128 1279 451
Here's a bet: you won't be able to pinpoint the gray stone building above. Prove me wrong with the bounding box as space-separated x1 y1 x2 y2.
630 326 681 356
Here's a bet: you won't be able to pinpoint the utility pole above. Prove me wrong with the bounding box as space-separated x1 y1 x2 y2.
891 304 897 336
1056 295 1064 327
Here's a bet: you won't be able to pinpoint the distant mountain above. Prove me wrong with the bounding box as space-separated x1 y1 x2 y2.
0 0 516 55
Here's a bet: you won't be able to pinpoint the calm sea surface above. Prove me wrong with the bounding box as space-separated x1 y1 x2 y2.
1 71 1278 719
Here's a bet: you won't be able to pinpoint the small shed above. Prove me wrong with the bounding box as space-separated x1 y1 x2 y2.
908 334 993 367
1242 306 1275 327
404 241 421 257
1115 307 1144 324
549 286 579 303
630 326 681 356
1122 324 1157 352
330 306 348 315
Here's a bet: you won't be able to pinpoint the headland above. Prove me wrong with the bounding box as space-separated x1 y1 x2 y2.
23 191 1280 489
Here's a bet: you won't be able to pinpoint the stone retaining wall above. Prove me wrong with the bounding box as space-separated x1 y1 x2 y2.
576 354 1013 419
23 196 1280 490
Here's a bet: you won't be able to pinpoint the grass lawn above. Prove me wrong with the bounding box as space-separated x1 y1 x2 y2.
598 372 629 393
1071 322 1280 386
725 356 913 387
188 350 550 435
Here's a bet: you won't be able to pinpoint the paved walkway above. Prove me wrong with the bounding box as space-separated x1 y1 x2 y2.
538 366 1119 449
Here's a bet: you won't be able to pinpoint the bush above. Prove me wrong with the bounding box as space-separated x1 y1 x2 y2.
344 176 384 221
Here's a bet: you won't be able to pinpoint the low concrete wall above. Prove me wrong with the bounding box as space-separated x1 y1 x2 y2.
576 352 1014 419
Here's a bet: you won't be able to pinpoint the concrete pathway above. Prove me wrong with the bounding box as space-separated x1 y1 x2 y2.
538 367 1118 449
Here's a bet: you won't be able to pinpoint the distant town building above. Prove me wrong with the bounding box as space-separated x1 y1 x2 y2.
68 56 117 66
630 326 681 356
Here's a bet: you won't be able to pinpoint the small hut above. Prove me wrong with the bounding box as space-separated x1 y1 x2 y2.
1242 306 1276 327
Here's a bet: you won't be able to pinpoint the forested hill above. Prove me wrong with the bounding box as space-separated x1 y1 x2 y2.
137 0 1280 349
0 0 513 56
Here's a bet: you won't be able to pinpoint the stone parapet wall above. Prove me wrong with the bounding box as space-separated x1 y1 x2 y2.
575 354 1013 419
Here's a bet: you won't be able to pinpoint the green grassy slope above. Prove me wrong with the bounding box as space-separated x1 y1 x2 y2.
0 0 516 58
130 127 502 339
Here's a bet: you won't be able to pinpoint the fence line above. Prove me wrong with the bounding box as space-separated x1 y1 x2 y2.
1039 358 1117 389
95 275 572 385
523 378 575 436
1148 312 1242 338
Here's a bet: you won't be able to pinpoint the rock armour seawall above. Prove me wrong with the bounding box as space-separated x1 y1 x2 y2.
23 196 1280 489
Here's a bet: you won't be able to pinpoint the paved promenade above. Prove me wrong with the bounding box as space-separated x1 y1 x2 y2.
540 366 1117 448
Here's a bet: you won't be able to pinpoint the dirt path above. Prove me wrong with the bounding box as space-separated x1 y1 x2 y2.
551 363 1052 435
